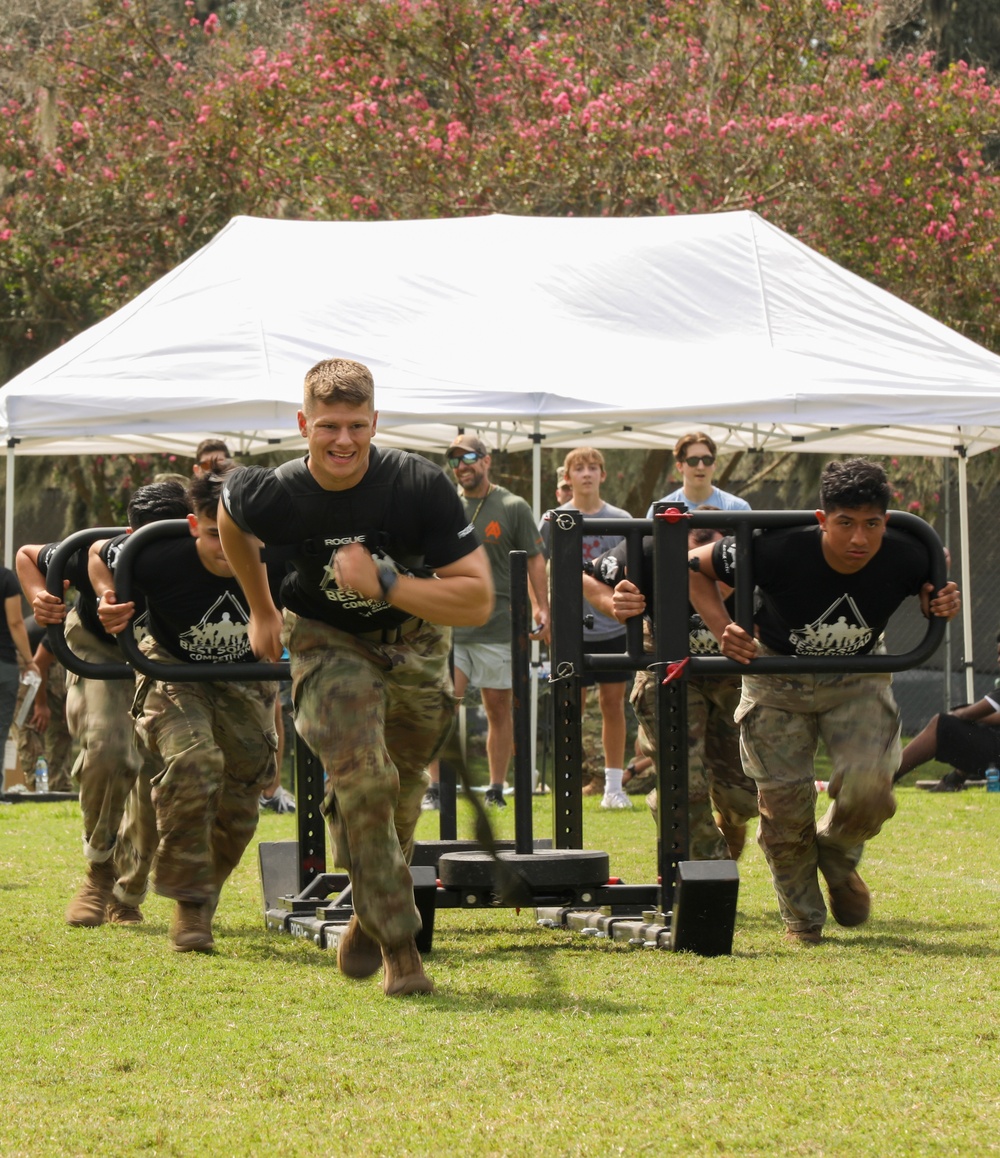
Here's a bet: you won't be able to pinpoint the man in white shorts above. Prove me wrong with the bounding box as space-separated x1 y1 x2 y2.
424 435 549 808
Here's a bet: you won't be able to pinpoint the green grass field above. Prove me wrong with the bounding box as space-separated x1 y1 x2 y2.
1 781 998 1158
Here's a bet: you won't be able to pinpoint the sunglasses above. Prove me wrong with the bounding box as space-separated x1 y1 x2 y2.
448 450 484 468
681 455 715 467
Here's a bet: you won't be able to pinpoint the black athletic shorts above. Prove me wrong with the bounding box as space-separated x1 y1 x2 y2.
936 713 1000 776
580 633 630 688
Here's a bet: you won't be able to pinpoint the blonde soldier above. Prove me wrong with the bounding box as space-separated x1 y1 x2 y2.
218 358 493 997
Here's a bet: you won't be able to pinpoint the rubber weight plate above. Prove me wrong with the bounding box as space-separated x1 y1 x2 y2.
438 849 610 890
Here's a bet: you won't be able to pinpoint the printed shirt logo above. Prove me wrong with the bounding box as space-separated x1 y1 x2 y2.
689 616 720 655
598 555 621 585
105 540 124 571
319 545 388 617
788 594 872 655
177 592 252 661
582 535 606 562
483 519 502 541
132 610 148 645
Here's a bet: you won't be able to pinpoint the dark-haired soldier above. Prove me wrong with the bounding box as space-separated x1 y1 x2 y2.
688 459 961 944
16 481 192 926
92 470 282 953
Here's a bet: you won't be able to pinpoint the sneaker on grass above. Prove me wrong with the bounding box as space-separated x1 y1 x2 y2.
484 785 507 808
600 789 633 810
421 783 440 811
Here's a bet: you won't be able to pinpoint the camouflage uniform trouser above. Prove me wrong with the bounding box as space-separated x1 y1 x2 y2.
15 660 73 792
64 611 158 864
632 668 758 860
736 655 899 932
131 641 278 904
284 612 454 948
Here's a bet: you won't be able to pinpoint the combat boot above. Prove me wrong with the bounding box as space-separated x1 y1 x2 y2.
337 915 382 979
827 870 870 927
784 925 823 945
65 860 116 927
169 900 215 953
105 899 144 925
382 937 434 996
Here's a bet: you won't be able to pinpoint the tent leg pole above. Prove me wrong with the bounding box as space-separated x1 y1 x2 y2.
530 421 542 792
956 452 975 704
4 440 15 569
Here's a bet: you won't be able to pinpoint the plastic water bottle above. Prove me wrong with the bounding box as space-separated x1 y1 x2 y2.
34 757 48 794
986 765 1000 794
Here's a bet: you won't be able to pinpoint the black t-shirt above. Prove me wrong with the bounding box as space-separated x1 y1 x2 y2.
37 542 112 642
0 566 22 664
222 448 478 634
591 537 730 655
710 525 929 656
103 536 282 665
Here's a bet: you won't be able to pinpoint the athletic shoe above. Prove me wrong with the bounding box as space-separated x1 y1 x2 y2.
421 783 441 811
600 789 633 810
260 785 296 813
484 785 507 808
827 870 871 927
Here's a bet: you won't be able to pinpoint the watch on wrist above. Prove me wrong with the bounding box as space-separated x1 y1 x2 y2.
376 562 399 600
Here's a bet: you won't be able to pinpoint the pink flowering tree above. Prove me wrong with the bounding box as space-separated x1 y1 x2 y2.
0 2 997 531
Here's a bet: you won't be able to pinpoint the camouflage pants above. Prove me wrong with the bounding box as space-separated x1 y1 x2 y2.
132 642 278 904
736 657 900 932
15 660 73 791
284 612 454 947
64 611 158 862
632 669 758 860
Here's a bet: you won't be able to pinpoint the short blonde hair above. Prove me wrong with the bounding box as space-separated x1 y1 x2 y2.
562 446 605 475
303 358 374 413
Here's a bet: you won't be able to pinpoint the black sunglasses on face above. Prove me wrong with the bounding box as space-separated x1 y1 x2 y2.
681 455 715 467
448 450 484 468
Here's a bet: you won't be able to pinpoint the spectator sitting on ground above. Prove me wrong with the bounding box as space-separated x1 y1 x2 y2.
894 630 1000 792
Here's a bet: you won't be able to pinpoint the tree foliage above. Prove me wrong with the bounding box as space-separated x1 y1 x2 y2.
1 0 999 526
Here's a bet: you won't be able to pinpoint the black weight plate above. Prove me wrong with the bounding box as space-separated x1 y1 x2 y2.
438 849 609 890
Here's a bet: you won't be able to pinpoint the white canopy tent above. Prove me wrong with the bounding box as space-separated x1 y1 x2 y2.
3 211 999 692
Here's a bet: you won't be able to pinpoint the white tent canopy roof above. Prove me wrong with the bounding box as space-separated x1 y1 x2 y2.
2 210 1000 459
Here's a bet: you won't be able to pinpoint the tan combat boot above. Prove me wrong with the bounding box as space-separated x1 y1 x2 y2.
827 871 871 927
65 860 116 927
337 915 382 979
105 898 144 925
169 900 215 952
382 937 434 996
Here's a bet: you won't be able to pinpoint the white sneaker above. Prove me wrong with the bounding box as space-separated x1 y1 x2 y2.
600 789 633 810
